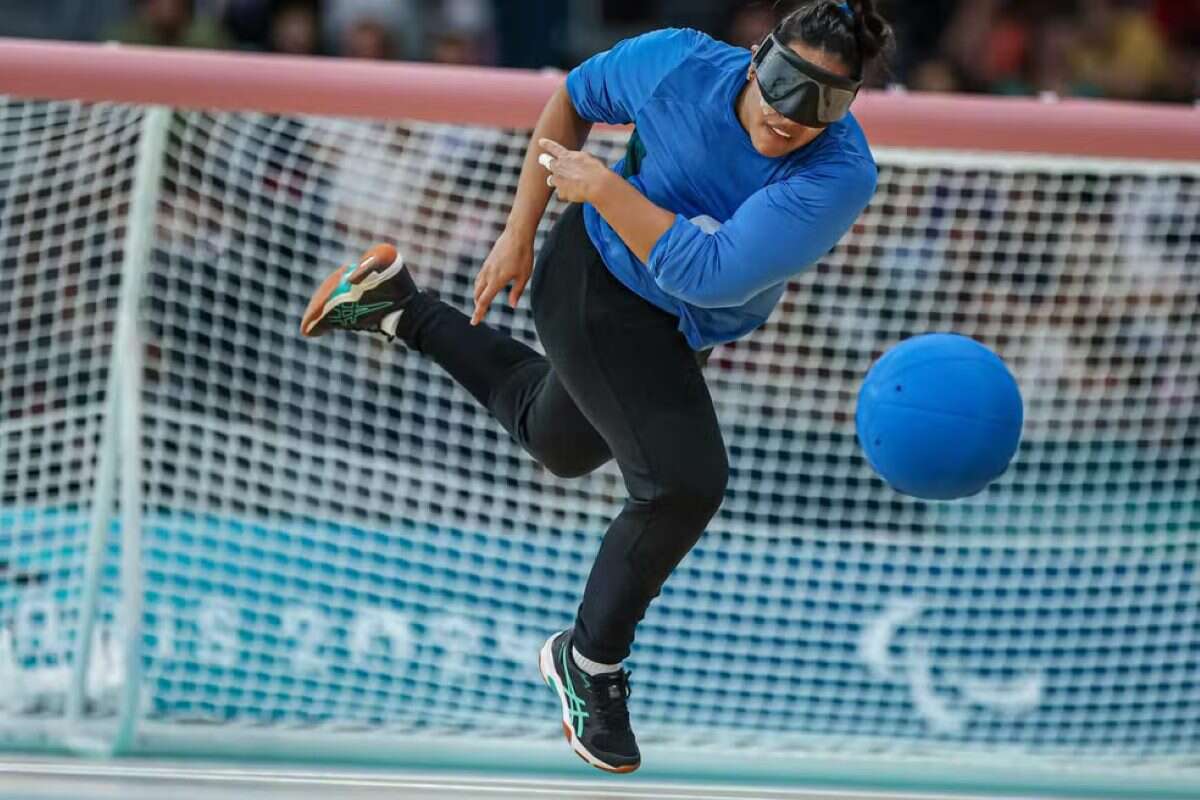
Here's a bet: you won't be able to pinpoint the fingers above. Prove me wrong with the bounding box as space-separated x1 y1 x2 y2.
473 267 488 304
538 142 570 196
539 152 558 192
538 138 570 158
508 273 529 309
474 267 533 322
472 282 502 326
472 262 499 324
538 151 559 192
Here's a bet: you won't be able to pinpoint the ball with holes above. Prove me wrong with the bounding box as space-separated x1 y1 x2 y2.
855 333 1024 500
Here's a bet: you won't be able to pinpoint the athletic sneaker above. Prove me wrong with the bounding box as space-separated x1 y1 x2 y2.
538 629 640 773
300 244 417 339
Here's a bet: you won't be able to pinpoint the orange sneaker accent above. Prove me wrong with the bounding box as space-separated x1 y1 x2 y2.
350 243 398 282
300 243 398 337
300 265 349 337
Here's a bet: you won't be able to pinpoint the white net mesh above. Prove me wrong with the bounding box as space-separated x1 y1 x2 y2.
0 100 145 731
1 97 1198 770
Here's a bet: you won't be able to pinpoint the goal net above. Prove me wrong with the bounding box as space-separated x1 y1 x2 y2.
0 89 1197 793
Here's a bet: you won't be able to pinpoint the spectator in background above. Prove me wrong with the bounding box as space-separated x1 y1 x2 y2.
935 0 1090 97
888 0 956 83
493 0 568 68
939 0 1034 93
10 0 1196 102
909 57 962 93
657 0 727 33
423 0 494 65
430 32 486 65
436 0 495 63
323 0 421 61
0 0 127 42
1154 0 1200 52
343 18 396 61
725 3 776 48
1156 0 1200 98
219 0 273 50
1069 0 1175 101
931 0 1196 101
269 0 321 56
1025 15 1088 97
105 0 231 48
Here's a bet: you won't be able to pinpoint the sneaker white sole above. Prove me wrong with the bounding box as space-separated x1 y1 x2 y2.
300 247 403 337
538 632 640 774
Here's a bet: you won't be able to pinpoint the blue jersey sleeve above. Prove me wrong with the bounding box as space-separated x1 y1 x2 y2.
645 158 878 309
566 28 702 125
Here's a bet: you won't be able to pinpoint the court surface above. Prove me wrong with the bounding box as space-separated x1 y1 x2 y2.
0 759 1045 800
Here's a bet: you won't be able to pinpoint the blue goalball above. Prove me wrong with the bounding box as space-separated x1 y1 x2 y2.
855 334 1024 501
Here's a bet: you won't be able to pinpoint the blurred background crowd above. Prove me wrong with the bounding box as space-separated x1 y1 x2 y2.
0 0 1197 103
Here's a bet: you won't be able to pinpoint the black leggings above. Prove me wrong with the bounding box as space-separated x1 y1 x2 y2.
399 204 728 663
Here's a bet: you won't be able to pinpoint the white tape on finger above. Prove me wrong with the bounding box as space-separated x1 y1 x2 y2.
537 153 555 171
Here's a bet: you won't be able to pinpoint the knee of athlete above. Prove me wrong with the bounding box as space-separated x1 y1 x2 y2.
655 454 729 524
539 450 607 480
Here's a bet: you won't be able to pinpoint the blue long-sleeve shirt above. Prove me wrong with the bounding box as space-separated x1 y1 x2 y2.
566 28 878 349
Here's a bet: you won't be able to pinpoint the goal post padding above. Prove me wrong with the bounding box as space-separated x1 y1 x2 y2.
1 38 1198 159
0 40 1199 797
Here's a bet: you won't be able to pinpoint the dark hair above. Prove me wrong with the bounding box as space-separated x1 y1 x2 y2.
776 0 895 79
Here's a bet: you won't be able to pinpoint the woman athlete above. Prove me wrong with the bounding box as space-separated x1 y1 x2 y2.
301 0 892 774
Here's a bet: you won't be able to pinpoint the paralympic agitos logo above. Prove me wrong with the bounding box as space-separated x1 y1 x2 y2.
859 598 1044 734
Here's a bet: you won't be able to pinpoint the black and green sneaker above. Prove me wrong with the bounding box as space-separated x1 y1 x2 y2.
300 243 417 339
538 629 640 773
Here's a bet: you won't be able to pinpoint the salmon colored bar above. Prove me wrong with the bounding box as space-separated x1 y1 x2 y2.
853 90 1200 161
0 38 561 129
1 38 1198 160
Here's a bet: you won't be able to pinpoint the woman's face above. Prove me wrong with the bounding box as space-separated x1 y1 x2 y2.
744 41 853 158
271 7 319 55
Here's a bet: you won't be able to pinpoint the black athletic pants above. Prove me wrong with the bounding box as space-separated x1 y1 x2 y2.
398 204 728 664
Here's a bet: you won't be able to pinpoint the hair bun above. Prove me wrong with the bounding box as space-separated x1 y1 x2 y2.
777 0 894 77
849 0 895 61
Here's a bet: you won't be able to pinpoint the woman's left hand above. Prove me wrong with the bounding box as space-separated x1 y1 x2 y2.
537 138 613 204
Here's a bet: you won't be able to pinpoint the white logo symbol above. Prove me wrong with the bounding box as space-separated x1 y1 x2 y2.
859 598 1044 734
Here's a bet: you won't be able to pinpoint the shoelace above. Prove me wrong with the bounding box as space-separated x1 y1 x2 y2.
588 669 633 730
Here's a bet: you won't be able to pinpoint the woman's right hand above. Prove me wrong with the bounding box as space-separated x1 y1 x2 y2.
472 227 535 326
